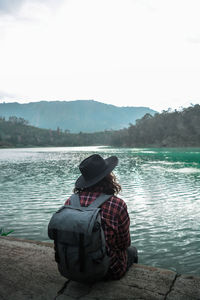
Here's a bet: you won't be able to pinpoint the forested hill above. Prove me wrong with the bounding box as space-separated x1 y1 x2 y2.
110 104 200 147
0 105 200 148
0 117 113 148
0 100 156 133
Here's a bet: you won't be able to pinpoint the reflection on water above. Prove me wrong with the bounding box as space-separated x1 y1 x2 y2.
0 146 200 276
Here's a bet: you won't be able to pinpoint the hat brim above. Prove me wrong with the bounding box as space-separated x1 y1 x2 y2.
75 156 118 189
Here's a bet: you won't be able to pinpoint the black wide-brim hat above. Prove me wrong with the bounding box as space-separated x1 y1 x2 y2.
75 154 118 189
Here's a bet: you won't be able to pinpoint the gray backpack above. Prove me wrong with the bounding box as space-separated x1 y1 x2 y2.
48 193 111 283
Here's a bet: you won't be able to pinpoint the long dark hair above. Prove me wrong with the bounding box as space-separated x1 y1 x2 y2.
74 172 121 195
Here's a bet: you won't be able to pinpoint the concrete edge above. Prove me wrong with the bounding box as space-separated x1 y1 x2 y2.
0 236 53 248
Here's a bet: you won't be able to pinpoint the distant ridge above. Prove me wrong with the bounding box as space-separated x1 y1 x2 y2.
0 100 157 133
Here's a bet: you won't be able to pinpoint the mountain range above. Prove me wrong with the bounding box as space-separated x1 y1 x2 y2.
0 100 157 133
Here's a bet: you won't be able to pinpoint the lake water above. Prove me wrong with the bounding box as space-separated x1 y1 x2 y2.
0 146 200 276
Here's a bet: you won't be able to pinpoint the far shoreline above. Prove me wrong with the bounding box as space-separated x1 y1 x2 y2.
1 145 200 150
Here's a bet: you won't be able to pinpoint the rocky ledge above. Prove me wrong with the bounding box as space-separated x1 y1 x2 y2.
0 237 200 300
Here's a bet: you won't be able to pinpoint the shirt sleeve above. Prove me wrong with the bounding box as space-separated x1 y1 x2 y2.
65 198 70 205
117 202 131 250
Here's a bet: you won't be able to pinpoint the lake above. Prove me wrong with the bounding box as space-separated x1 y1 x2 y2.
0 146 200 276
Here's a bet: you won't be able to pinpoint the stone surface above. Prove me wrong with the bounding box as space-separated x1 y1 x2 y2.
0 237 65 300
0 237 200 300
167 274 200 300
59 265 176 300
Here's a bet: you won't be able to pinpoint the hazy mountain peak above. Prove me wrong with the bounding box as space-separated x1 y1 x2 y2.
0 100 156 132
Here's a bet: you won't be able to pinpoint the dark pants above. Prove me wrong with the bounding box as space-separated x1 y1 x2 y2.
126 246 138 271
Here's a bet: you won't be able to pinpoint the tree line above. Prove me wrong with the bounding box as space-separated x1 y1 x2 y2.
110 104 200 147
0 104 200 148
0 116 112 147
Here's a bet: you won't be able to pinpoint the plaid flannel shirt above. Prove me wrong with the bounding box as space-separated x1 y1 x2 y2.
65 191 131 279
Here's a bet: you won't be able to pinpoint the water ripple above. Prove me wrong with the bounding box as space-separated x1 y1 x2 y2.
0 147 200 275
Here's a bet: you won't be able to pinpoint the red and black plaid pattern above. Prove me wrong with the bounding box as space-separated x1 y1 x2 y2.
65 192 131 279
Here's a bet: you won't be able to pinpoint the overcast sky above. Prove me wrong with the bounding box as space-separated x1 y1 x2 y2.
0 0 200 111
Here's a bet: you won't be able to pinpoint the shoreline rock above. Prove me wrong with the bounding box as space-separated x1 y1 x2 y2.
0 236 200 300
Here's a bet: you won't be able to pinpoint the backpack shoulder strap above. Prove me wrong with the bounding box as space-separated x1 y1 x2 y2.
69 193 81 208
88 194 112 209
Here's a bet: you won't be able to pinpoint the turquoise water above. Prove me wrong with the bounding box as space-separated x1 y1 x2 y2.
0 146 200 275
